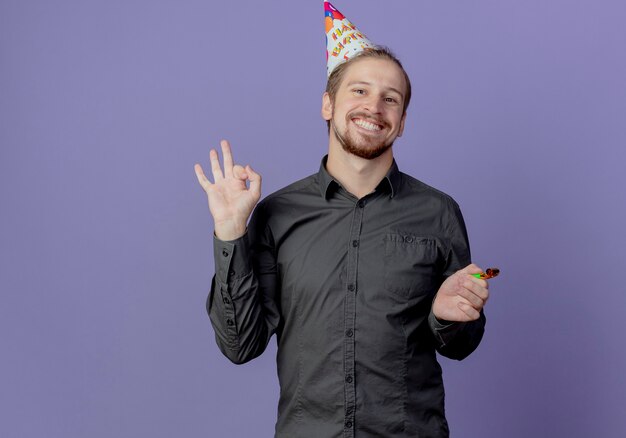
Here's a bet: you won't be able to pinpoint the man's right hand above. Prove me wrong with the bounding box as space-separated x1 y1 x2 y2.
194 140 262 241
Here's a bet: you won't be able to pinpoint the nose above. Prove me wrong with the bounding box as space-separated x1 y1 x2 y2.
363 94 383 114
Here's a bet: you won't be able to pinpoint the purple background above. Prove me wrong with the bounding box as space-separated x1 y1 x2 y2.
2 1 625 437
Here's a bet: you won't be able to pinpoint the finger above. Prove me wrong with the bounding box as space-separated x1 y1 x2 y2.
194 163 212 191
456 281 487 309
457 301 481 321
221 140 234 178
209 149 224 181
463 276 490 302
468 275 489 291
246 165 262 197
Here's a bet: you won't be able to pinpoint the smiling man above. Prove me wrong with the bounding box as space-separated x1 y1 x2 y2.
323 51 409 162
194 2 489 437
322 51 409 198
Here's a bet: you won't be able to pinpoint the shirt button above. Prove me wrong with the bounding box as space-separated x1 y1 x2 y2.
345 375 353 383
357 200 365 208
352 240 359 247
346 329 354 337
229 270 236 277
346 408 353 416
345 421 353 429
223 296 231 304
347 284 355 291
404 236 414 243
226 318 234 326
222 250 229 257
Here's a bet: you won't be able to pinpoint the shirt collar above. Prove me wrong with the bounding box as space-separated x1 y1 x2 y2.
317 155 402 200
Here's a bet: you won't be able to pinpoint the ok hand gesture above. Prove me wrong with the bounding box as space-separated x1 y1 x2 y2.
194 140 262 241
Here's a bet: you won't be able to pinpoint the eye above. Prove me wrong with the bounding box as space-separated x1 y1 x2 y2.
385 97 398 103
353 89 366 95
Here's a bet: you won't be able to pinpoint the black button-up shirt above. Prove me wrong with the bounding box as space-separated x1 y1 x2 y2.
207 157 485 437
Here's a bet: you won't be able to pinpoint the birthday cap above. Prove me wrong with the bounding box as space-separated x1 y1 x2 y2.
325 1 375 77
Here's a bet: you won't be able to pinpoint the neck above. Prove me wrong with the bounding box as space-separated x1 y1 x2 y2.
326 136 393 199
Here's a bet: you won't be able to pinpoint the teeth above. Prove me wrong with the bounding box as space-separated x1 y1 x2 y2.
354 119 382 131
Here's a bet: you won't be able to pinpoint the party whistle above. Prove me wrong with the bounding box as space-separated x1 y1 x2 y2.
472 268 500 280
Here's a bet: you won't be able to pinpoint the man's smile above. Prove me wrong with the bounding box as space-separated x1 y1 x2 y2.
351 117 385 133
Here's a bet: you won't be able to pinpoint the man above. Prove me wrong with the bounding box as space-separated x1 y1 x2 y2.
194 3 489 437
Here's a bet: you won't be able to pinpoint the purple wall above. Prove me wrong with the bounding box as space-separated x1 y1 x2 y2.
1 1 625 437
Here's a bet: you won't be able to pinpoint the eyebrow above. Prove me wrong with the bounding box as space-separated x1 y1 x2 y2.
346 81 404 98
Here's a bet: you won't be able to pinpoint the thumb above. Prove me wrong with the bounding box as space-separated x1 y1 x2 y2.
461 263 483 276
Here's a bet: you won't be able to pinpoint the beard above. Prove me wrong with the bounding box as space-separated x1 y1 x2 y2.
331 111 394 160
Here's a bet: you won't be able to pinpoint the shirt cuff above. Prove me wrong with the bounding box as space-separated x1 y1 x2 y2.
428 309 465 347
213 232 253 285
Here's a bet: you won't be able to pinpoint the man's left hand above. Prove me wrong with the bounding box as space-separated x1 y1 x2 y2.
432 264 489 322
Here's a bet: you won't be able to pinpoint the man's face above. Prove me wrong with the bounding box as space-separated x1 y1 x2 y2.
322 57 407 160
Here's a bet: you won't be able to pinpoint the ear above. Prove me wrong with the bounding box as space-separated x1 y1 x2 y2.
321 92 333 121
397 112 407 137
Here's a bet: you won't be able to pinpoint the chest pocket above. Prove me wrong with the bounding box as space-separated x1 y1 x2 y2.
383 233 440 299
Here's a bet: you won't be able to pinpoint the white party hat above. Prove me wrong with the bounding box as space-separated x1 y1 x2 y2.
325 1 376 77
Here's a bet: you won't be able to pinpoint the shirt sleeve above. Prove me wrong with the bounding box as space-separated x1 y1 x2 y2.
206 202 281 364
429 198 486 361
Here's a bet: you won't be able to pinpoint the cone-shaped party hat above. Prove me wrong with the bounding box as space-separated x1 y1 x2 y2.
325 1 375 77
